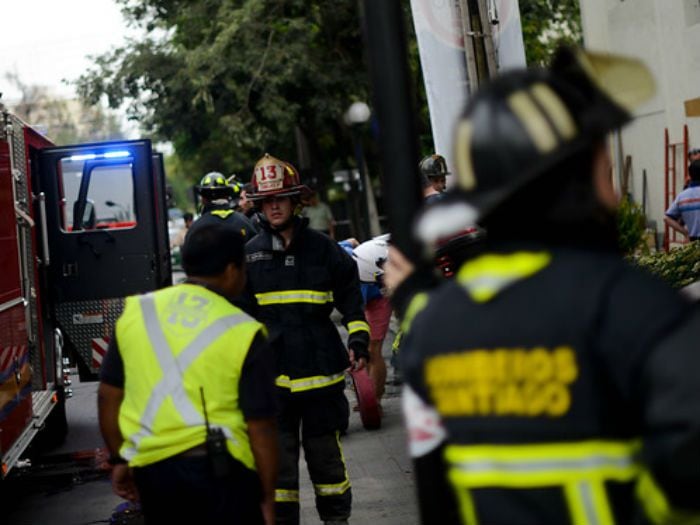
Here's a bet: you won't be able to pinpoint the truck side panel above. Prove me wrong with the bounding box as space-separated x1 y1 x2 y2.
0 130 33 464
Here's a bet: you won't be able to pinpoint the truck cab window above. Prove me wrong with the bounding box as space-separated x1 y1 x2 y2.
58 158 137 232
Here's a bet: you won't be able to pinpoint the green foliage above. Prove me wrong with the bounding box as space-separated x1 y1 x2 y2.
617 196 646 255
634 243 700 289
520 0 582 65
75 0 374 185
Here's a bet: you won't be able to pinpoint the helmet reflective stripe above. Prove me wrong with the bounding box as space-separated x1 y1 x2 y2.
122 294 246 459
530 83 576 141
508 90 559 153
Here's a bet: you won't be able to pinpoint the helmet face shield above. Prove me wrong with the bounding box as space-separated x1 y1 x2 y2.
452 46 655 220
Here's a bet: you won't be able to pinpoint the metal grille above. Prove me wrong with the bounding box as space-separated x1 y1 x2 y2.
55 298 126 373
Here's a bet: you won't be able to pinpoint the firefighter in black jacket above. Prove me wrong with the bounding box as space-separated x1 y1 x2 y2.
244 154 370 525
386 47 700 525
191 171 258 242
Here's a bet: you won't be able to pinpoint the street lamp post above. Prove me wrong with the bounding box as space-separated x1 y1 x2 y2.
344 102 381 240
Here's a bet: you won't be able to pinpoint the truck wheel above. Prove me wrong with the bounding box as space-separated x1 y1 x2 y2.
35 387 68 451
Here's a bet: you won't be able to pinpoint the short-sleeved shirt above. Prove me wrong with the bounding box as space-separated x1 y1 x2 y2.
100 324 276 420
666 182 700 237
303 202 334 232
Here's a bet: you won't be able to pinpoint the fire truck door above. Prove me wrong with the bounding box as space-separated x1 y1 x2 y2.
37 141 162 303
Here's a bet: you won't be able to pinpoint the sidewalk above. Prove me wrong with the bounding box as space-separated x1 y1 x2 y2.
299 385 419 525
296 313 419 524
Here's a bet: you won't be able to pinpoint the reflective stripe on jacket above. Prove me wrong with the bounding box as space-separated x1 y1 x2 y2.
117 284 263 469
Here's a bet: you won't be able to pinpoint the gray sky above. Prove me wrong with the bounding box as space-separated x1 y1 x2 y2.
1 0 133 102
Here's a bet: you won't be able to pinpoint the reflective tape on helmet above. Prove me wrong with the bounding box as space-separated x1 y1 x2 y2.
347 320 370 335
445 440 641 525
255 290 333 305
275 373 345 393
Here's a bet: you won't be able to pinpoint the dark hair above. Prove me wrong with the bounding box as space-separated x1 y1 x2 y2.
482 142 619 251
690 160 700 182
183 212 194 222
182 222 245 276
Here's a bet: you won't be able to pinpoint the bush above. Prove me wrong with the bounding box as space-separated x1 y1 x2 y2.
633 242 700 288
617 195 646 255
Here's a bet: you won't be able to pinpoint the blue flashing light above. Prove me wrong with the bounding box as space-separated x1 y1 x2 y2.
104 151 131 159
68 150 132 162
69 153 97 161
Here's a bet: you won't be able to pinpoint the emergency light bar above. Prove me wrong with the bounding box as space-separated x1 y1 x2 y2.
69 151 131 161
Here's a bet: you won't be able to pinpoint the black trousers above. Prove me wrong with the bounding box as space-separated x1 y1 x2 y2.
275 385 351 525
133 452 264 525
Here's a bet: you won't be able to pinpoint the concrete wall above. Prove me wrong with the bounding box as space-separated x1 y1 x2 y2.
580 0 700 237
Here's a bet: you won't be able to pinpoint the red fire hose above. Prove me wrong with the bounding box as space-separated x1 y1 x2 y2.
348 368 382 430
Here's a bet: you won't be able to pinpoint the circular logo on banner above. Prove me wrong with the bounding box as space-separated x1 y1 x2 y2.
414 0 465 50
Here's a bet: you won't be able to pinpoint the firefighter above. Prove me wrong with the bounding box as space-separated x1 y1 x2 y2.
419 154 451 195
191 171 258 242
386 46 700 524
98 222 278 525
243 154 370 525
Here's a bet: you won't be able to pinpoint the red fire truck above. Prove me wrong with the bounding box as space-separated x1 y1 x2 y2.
0 104 171 477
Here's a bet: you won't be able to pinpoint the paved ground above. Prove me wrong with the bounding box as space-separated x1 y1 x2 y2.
6 312 419 525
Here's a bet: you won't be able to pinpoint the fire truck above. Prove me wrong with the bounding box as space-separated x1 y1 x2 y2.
0 105 171 477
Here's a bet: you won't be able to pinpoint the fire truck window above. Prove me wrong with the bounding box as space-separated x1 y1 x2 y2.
58 159 137 232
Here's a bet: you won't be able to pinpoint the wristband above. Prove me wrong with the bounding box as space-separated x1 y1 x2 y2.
108 453 128 466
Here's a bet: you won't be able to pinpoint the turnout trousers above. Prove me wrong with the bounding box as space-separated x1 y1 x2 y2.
275 383 352 524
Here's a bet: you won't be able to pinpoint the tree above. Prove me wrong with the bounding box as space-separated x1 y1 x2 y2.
76 1 375 187
520 0 582 65
4 71 125 145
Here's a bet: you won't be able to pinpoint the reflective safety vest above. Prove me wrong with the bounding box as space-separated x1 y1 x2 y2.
116 284 264 469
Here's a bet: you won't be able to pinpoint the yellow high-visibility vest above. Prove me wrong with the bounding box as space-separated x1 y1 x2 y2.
116 284 263 469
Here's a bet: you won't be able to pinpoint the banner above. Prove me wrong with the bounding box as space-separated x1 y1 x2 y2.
409 0 526 172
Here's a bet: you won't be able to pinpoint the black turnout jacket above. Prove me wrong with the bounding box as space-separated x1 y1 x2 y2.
243 217 369 394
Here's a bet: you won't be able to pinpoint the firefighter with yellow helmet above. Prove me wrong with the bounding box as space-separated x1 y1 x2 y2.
386 47 700 524
243 154 370 525
191 171 258 242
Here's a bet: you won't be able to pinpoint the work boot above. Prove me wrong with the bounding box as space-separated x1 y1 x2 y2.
324 521 348 525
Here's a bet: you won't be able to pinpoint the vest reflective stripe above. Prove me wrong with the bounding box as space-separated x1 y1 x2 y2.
122 294 247 459
457 252 551 303
255 289 334 305
445 440 640 525
636 469 700 525
347 320 370 335
275 489 300 503
275 372 345 393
